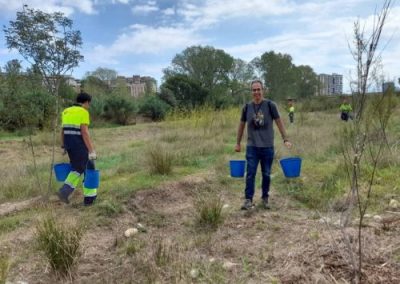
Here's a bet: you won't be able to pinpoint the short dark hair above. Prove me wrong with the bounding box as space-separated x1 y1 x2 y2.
76 92 92 104
251 79 264 89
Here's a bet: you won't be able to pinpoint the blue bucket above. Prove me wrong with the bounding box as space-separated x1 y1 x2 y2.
53 163 71 182
280 157 302 178
84 169 100 189
229 160 246 177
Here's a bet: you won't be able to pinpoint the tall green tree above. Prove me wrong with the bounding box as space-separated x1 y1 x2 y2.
259 51 297 100
229 58 255 105
85 67 117 86
3 5 83 197
164 45 234 93
161 74 209 109
295 65 319 98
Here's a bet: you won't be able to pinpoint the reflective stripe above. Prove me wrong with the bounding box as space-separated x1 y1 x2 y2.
64 130 82 135
83 187 97 197
62 124 80 129
65 171 81 188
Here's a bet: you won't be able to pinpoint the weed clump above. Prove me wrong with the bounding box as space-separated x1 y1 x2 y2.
36 216 82 276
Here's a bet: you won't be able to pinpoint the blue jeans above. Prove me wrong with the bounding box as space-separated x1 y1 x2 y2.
245 146 274 201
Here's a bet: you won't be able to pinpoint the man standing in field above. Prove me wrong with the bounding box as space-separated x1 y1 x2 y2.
235 80 292 210
58 92 98 206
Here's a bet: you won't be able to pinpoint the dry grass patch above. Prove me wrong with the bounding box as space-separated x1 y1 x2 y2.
36 215 82 277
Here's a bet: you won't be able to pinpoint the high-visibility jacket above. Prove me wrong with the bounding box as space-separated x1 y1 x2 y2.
339 103 352 113
61 105 90 150
289 106 295 113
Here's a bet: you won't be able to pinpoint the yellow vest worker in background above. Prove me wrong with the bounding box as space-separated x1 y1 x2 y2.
339 97 353 121
288 99 295 124
58 92 98 206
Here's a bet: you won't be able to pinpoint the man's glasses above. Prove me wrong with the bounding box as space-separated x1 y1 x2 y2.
252 88 261 92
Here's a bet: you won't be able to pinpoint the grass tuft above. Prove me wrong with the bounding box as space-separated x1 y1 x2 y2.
36 215 82 276
0 254 9 284
194 193 224 230
146 144 174 175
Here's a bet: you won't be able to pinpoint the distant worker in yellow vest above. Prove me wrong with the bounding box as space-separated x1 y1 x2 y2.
58 92 98 206
339 97 353 121
288 99 295 123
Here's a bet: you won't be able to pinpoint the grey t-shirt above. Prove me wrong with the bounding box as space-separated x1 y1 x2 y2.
240 99 280 147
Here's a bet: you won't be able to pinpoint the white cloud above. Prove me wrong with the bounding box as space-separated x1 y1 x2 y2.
131 3 159 14
112 0 130 4
87 25 203 66
162 7 175 16
178 0 295 29
0 0 96 15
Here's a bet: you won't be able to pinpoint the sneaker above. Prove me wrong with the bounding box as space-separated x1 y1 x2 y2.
262 198 270 210
241 199 253 210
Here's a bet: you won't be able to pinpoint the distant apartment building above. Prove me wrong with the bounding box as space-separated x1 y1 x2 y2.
64 76 81 92
317 73 343 95
118 75 157 98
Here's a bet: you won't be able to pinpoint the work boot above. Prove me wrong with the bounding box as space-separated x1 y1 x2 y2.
241 199 253 210
262 198 270 210
84 196 97 206
57 185 74 204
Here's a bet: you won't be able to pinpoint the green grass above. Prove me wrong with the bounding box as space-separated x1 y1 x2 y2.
0 254 9 284
36 215 82 276
194 190 225 230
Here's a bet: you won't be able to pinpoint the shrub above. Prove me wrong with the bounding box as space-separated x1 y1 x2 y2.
104 96 137 125
138 95 170 121
146 144 174 175
36 216 82 276
194 194 224 230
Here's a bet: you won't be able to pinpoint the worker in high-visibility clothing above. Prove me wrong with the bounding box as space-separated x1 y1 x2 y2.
58 92 97 205
288 99 295 124
339 97 353 121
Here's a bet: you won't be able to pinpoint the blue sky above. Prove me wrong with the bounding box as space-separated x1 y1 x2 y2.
0 0 399 91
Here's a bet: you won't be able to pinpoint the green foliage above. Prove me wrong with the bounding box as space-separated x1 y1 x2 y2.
258 51 318 100
299 96 339 112
164 45 234 93
96 199 124 217
194 193 224 230
4 6 83 82
81 76 110 97
0 90 56 131
161 74 208 109
36 216 82 276
89 96 106 119
104 96 137 125
0 254 9 284
138 95 170 121
146 144 174 175
86 67 117 83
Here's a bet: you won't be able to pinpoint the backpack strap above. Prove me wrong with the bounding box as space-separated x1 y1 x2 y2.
244 100 275 119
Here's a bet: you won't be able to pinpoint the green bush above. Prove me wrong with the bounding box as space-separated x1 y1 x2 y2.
36 216 82 276
139 95 170 121
0 91 56 131
104 96 137 125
